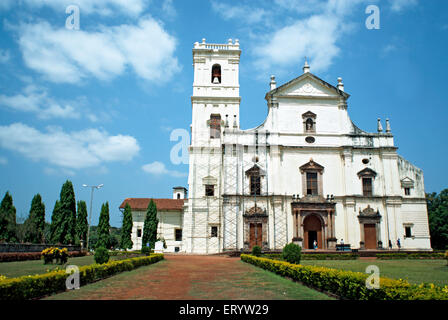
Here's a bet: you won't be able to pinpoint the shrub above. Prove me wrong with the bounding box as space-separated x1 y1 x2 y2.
240 254 448 300
0 254 164 300
41 247 69 264
252 246 262 257
94 247 110 264
282 243 302 264
141 246 150 256
445 250 448 265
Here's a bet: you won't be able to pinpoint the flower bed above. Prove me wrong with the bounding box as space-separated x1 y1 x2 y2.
0 251 86 263
0 254 164 300
241 254 448 300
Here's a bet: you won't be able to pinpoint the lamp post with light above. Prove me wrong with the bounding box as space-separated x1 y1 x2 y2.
83 184 103 252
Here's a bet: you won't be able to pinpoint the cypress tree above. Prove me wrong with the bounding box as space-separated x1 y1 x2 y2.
50 200 63 244
0 191 17 242
120 203 133 250
24 194 45 243
142 199 158 249
60 180 77 244
76 200 88 246
97 202 110 249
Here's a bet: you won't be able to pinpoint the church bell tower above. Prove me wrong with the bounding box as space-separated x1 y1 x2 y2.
190 38 241 146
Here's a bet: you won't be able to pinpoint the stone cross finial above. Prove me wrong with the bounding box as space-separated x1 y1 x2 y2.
270 75 276 90
337 77 344 91
303 58 310 73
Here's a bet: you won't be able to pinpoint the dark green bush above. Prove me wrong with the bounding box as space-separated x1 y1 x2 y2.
94 247 110 264
252 246 262 257
141 246 150 256
282 243 301 264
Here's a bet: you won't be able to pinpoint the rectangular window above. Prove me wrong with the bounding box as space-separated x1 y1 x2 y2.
306 172 318 195
175 228 182 241
405 226 412 238
250 175 261 196
404 187 411 196
205 184 214 197
210 114 221 139
362 178 373 196
211 226 218 237
137 228 142 238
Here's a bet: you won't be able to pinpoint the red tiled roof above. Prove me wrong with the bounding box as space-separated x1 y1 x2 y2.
119 198 185 211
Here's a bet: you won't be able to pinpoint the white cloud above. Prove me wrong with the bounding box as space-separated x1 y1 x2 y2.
0 123 140 170
390 0 418 12
0 85 81 120
253 13 342 74
162 0 177 19
211 1 267 24
3 0 146 16
16 18 180 84
142 161 187 178
0 49 10 63
0 156 7 165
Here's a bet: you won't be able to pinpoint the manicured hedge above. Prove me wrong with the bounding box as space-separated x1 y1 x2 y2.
0 251 87 263
241 254 448 300
377 252 445 260
263 253 359 260
0 254 164 300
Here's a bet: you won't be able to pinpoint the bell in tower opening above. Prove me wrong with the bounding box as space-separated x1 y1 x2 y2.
212 64 221 84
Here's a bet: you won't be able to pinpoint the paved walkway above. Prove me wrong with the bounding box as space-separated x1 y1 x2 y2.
45 255 333 300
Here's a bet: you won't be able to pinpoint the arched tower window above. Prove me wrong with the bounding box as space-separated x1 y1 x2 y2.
211 64 221 84
305 118 314 132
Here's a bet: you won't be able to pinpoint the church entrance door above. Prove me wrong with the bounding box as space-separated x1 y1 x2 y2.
303 214 322 249
249 223 262 249
364 224 377 249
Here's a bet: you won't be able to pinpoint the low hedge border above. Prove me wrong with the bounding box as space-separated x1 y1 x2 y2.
263 253 359 261
0 253 164 300
0 251 87 263
376 252 446 259
241 254 448 300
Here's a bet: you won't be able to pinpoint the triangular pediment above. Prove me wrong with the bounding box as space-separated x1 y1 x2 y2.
267 73 350 99
299 159 324 173
400 177 414 188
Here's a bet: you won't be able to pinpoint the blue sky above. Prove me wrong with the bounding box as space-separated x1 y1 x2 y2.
0 0 446 228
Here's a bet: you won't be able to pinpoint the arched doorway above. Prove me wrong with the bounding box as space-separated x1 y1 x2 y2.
303 214 323 249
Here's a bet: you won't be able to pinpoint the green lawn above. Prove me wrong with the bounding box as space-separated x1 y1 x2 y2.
0 255 121 278
301 259 448 286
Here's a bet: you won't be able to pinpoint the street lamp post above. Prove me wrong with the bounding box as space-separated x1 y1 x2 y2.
83 184 103 252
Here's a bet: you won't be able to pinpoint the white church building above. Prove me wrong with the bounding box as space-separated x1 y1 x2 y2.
120 39 431 253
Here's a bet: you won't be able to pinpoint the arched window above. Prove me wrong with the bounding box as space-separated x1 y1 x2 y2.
302 111 316 133
211 64 221 84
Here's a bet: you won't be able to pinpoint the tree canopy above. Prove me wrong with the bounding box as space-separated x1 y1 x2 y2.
0 191 17 242
24 194 45 243
96 202 110 249
120 203 133 250
76 200 88 246
142 199 158 249
427 189 448 250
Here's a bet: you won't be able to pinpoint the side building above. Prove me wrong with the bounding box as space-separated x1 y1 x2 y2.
119 187 187 252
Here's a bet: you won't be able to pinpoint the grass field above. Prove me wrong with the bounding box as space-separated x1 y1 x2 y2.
0 255 121 278
301 259 448 286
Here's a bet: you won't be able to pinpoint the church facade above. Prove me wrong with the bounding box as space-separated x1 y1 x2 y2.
121 39 431 253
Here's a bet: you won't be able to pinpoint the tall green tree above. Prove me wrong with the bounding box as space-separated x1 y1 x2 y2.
120 203 133 250
76 200 88 246
96 202 110 249
60 180 77 244
0 191 17 242
427 189 448 249
50 200 63 244
24 194 46 243
142 199 158 249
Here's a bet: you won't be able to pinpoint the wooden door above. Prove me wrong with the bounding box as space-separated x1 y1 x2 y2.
255 223 262 247
249 223 263 249
364 224 377 249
